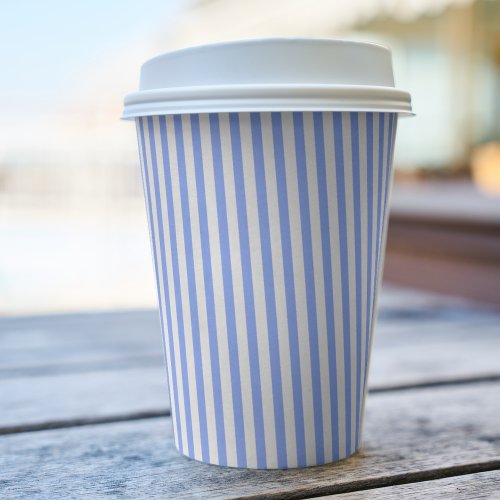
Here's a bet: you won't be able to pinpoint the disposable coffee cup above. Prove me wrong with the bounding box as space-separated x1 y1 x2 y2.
123 38 412 469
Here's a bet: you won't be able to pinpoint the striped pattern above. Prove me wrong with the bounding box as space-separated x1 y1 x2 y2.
136 111 397 469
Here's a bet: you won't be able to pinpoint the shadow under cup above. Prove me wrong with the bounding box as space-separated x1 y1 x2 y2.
136 110 397 469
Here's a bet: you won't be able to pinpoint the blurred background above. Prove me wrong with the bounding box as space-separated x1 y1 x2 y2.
1 0 499 315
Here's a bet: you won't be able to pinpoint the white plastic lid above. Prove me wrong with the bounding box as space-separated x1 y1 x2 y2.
122 38 412 119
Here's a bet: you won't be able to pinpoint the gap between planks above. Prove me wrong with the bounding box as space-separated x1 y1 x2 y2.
0 354 163 380
1 375 499 436
324 469 500 499
254 461 500 500
0 410 170 436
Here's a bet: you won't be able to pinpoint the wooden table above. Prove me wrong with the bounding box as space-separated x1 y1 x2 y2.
1 286 499 498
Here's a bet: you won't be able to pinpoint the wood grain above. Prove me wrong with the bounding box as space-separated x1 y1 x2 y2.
0 367 168 432
328 470 500 499
0 310 163 377
1 382 500 499
368 312 500 388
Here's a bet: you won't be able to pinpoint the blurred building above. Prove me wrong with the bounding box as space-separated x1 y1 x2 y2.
355 0 500 173
1 0 499 204
156 0 500 172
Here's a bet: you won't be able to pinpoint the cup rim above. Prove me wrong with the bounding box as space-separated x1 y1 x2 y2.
122 84 413 120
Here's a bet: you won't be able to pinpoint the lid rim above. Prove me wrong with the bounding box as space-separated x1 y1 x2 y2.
125 83 409 101
122 108 414 120
122 84 412 119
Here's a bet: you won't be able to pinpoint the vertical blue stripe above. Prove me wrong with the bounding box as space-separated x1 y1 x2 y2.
377 114 394 307
293 112 324 465
229 113 267 468
250 112 288 468
313 112 340 461
381 115 395 237
375 113 386 278
372 114 395 344
142 117 183 453
369 113 386 348
190 114 227 465
271 112 307 466
158 115 194 458
350 113 362 450
172 115 210 462
209 113 247 468
363 113 374 423
333 112 352 455
370 114 392 366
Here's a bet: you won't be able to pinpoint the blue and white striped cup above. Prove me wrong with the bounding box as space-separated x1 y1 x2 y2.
136 111 396 468
124 38 411 469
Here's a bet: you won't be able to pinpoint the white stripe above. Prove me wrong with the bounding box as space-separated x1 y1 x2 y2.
380 114 390 254
147 117 180 451
180 114 218 464
376 116 398 301
137 119 179 450
372 113 393 321
198 113 236 466
360 113 382 443
341 112 357 454
218 113 257 467
370 113 380 329
324 112 346 458
303 112 333 462
383 116 397 235
154 117 188 454
358 113 369 449
136 119 147 196
154 117 188 455
238 112 278 467
388 118 398 211
375 116 397 308
165 115 202 460
142 118 185 452
371 113 390 324
281 112 316 465
260 112 298 467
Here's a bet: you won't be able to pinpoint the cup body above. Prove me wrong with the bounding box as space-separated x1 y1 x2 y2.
136 111 397 469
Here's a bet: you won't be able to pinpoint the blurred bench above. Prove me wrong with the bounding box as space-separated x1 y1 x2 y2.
385 181 500 307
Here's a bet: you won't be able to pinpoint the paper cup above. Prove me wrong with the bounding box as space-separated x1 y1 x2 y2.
124 39 411 469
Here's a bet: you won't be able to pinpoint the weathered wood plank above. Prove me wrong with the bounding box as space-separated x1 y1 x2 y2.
0 310 163 376
0 367 168 431
328 470 500 499
368 314 500 388
1 289 499 432
1 382 500 499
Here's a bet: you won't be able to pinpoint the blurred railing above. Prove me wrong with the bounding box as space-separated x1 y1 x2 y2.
385 182 500 308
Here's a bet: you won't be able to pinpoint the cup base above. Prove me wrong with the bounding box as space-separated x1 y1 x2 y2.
174 444 363 470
